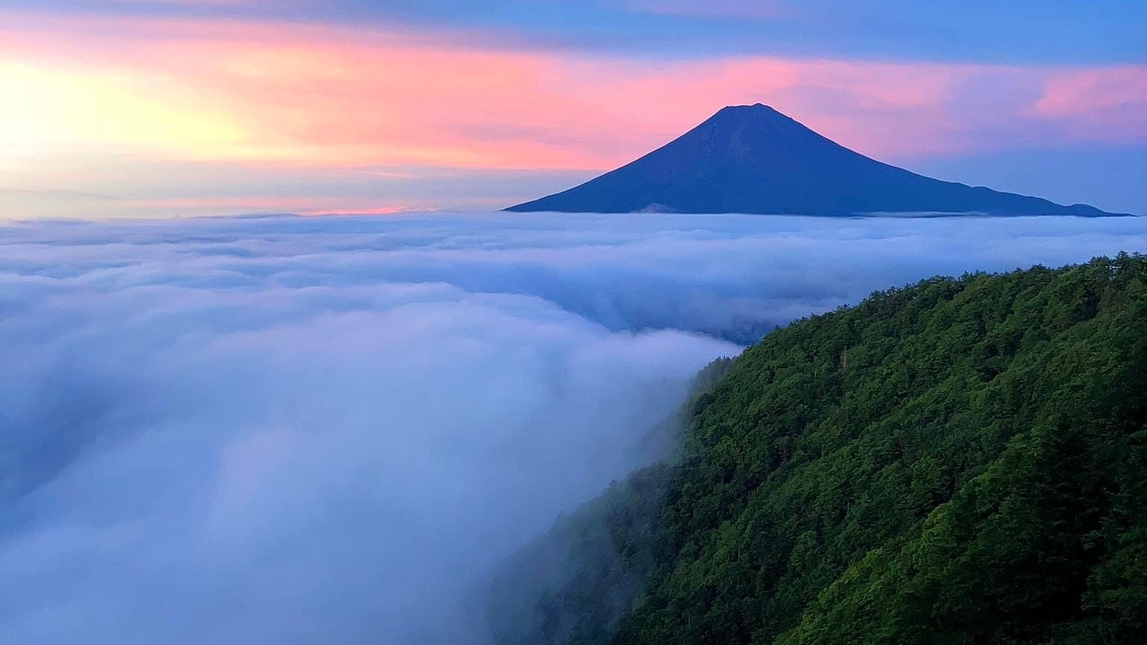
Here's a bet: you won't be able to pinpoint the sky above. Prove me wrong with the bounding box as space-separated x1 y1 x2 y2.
3 212 1146 644
1 0 1145 218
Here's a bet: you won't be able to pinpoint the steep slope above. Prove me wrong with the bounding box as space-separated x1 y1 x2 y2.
506 105 1126 217
487 358 735 645
489 253 1147 645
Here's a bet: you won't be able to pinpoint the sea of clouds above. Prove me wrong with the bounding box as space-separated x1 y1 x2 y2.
2 212 1145 644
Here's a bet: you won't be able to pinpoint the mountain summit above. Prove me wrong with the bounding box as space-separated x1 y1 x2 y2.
506 104 1125 217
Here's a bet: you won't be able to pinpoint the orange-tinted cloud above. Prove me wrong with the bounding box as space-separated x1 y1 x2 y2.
119 196 421 216
4 11 1145 171
1 11 1144 219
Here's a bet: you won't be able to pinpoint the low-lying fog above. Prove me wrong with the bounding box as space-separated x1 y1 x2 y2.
2 213 1145 644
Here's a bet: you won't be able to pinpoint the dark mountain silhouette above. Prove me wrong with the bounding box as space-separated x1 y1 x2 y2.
506 104 1127 217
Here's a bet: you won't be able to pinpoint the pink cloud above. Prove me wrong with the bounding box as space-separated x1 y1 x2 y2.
1 10 1144 182
1030 65 1147 142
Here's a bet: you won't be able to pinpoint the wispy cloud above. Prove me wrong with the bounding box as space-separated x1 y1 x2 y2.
4 13 1143 171
1 10 1144 218
1029 65 1147 142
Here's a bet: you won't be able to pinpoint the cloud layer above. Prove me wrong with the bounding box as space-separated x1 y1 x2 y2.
2 212 1146 644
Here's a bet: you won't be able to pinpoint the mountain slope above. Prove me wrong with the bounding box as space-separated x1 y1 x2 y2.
506 105 1127 217
489 253 1147 645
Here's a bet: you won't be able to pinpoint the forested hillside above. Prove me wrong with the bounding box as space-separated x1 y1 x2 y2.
489 253 1147 645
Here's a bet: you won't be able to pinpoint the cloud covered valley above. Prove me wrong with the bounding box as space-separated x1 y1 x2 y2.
2 212 1146 644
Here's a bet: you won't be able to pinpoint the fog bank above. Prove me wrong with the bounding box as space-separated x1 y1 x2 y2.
2 212 1145 644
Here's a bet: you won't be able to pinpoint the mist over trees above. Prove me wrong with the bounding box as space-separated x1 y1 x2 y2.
491 253 1147 645
3 214 1145 644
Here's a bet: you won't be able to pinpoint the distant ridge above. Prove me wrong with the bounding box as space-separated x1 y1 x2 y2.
506 104 1128 217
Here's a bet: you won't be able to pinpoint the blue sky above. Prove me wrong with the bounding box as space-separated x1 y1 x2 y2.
1 0 1144 217
19 0 1145 63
